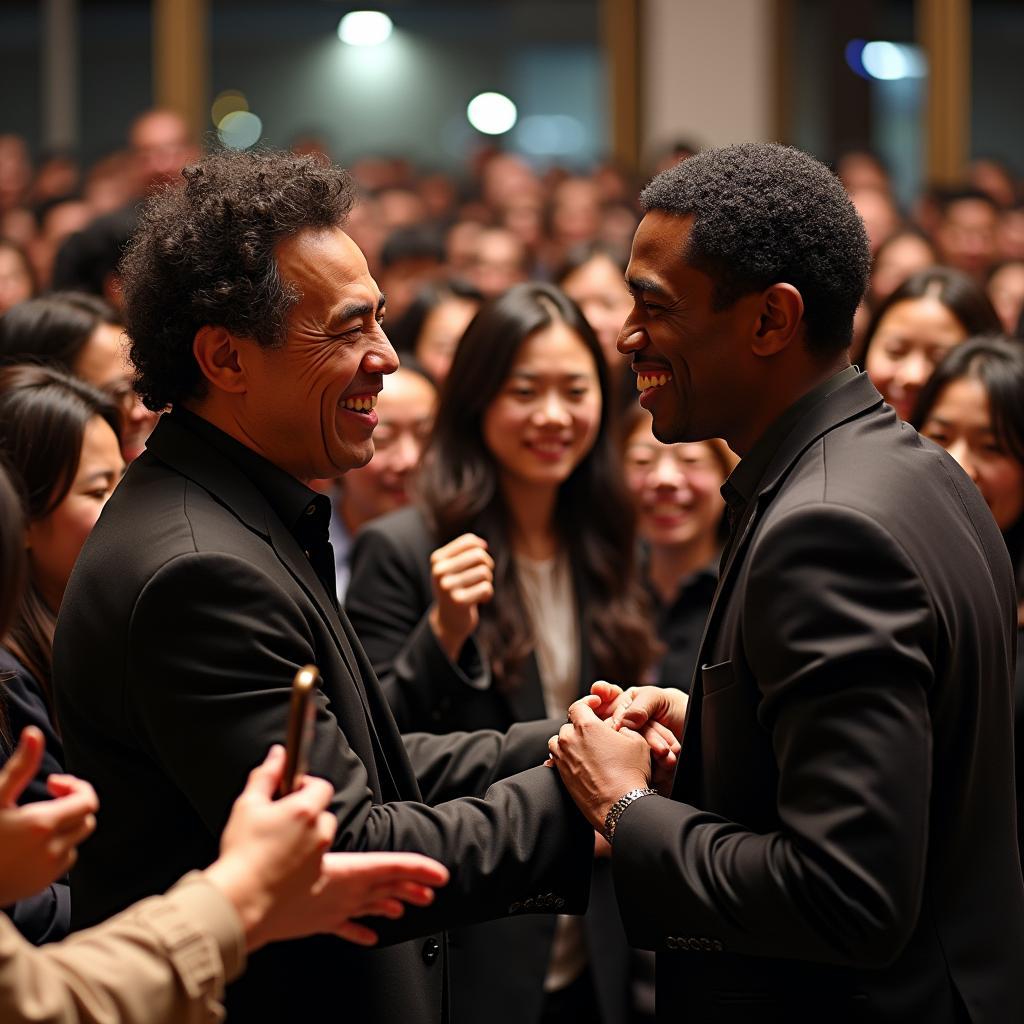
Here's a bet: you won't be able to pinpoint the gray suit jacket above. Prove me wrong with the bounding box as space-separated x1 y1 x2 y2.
612 371 1024 1022
53 412 593 1023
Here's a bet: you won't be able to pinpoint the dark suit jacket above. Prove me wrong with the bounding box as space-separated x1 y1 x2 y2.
347 505 631 1024
611 371 1024 1022
52 412 593 1024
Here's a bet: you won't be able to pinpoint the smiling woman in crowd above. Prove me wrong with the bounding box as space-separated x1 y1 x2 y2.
620 405 734 691
862 266 1001 421
911 335 1024 856
346 281 657 1024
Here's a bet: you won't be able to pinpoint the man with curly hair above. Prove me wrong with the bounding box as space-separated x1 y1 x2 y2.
52 148 596 1023
548 144 1024 1021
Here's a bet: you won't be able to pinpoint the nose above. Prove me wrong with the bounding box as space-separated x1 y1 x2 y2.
946 438 979 482
617 321 646 356
369 326 400 375
389 432 420 475
894 350 932 391
650 452 685 490
534 390 572 426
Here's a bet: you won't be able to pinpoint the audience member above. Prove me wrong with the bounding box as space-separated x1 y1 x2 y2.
328 361 438 600
0 292 159 461
862 266 1001 421
987 260 1024 335
51 149 598 1024
912 336 1024 855
935 187 1000 282
465 226 529 297
377 225 447 323
387 279 482 385
347 281 660 1024
620 405 733 691
866 228 939 309
0 240 34 315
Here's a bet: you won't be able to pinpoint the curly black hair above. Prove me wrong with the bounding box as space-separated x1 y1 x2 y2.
120 148 357 411
640 143 870 353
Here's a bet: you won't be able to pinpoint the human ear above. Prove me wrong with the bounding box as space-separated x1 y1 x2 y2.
192 325 247 394
751 284 804 357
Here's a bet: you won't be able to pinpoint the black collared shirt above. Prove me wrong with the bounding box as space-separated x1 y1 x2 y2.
172 408 337 604
720 365 860 556
642 552 719 694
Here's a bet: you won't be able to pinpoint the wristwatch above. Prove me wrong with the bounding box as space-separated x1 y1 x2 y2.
602 787 658 844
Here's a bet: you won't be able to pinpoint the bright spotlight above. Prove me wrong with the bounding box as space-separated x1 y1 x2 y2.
466 92 517 136
218 110 263 150
850 40 927 81
338 11 393 46
211 90 248 127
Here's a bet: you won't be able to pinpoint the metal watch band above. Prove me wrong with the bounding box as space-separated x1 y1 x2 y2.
602 787 658 844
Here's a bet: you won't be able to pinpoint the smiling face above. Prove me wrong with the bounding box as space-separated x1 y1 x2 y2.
341 367 436 529
865 296 968 421
920 375 1024 531
560 253 634 372
238 226 398 482
618 210 755 446
623 418 727 552
482 320 602 492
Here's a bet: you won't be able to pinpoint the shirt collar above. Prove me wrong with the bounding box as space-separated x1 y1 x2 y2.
722 365 859 512
171 407 330 538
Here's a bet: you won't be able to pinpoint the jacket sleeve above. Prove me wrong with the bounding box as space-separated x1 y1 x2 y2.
346 518 491 732
127 553 593 949
612 504 936 968
0 872 245 1024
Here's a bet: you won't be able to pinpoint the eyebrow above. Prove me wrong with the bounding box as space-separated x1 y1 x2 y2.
327 293 387 331
626 275 670 299
81 469 119 485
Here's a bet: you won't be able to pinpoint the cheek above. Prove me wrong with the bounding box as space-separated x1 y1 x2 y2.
865 349 894 388
985 462 1024 527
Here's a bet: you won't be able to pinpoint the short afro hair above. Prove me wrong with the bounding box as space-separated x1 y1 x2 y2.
121 148 357 411
640 143 870 353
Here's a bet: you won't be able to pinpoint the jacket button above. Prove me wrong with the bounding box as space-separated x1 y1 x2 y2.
422 938 440 965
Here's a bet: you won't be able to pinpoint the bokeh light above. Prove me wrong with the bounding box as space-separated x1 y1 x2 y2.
218 110 263 149
210 90 248 126
466 92 517 135
337 11 394 46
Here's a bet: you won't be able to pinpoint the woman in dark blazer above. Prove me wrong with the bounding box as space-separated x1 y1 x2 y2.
348 282 658 1024
0 364 123 942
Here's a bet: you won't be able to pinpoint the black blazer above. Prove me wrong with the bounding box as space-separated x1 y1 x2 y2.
348 505 631 1024
610 372 1024 1022
52 413 594 1024
0 647 70 944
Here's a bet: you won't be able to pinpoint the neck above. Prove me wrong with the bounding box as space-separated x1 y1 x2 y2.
647 535 717 603
499 474 560 560
182 398 310 484
728 354 850 457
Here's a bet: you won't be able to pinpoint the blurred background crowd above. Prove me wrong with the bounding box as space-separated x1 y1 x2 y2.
2 2 1023 1023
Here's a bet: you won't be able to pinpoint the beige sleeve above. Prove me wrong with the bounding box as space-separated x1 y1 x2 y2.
0 872 246 1024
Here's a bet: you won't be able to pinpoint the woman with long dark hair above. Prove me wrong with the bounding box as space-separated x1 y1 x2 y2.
862 266 1001 421
911 336 1024 855
0 364 123 943
347 282 657 1024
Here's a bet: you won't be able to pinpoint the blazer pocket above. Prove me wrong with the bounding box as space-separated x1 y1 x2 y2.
700 659 736 696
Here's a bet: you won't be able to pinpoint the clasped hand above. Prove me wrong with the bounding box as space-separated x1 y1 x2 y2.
547 682 688 833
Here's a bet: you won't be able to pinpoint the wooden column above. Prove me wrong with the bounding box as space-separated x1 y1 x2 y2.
602 0 641 174
43 0 78 152
917 0 971 185
153 0 209 137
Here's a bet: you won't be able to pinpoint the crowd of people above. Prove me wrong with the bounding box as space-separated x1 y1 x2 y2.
0 107 1022 1023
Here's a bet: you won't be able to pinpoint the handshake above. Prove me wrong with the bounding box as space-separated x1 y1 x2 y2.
546 681 689 837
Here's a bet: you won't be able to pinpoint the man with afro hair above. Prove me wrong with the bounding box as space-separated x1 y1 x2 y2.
549 143 1024 1021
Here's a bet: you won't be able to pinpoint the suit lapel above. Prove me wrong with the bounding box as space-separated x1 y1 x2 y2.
672 373 885 802
147 416 406 799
